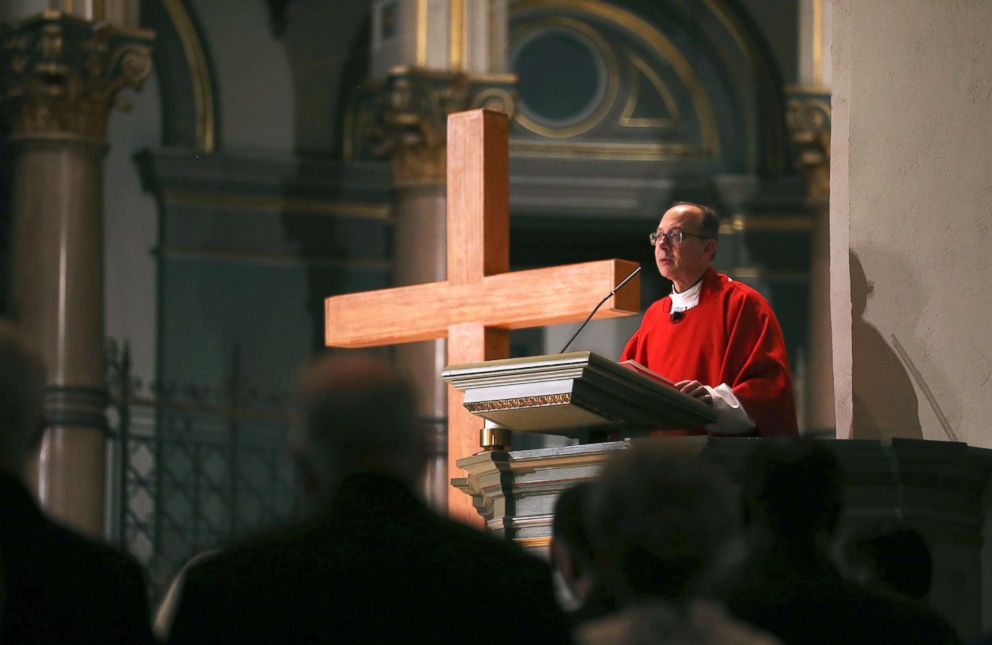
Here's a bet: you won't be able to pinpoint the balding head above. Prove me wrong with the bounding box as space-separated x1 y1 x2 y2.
292 353 425 503
587 445 736 604
0 322 46 478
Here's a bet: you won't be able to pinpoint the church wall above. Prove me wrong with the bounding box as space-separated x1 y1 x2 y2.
282 0 371 156
104 74 163 386
831 0 992 448
101 0 300 391
0 0 46 20
188 0 294 152
740 0 799 85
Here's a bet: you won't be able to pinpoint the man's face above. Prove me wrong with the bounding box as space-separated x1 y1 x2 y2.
654 205 715 290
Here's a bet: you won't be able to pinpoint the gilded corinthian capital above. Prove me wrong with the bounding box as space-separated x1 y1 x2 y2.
346 67 516 185
785 87 831 203
1 11 154 142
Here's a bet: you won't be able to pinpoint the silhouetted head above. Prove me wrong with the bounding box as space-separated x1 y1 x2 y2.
291 353 425 504
586 445 736 605
551 481 597 605
743 438 842 543
0 322 46 480
844 523 932 599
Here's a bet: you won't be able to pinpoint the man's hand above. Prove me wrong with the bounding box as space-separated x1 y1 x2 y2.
675 380 713 405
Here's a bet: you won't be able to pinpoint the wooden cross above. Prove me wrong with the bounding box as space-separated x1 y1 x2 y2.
325 109 639 524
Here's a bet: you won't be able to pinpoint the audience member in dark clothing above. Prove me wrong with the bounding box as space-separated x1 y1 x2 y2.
576 446 780 644
843 523 933 600
0 322 154 643
551 481 616 624
585 444 738 606
166 354 570 644
696 438 961 645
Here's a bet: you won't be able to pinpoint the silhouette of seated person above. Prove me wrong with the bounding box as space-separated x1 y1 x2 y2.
695 438 961 644
0 322 153 643
576 446 778 644
843 523 933 601
551 481 616 625
166 354 570 644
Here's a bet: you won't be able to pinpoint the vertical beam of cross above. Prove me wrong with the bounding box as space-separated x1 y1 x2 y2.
324 109 640 525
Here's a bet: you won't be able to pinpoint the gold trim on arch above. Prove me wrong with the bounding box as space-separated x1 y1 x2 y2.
449 0 465 70
620 52 679 128
511 140 703 160
416 0 428 66
511 15 620 139
702 0 779 171
512 0 719 155
162 190 392 220
812 0 823 86
719 214 814 235
162 0 215 153
728 267 809 281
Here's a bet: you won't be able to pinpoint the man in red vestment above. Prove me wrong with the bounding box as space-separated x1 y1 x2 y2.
621 202 798 436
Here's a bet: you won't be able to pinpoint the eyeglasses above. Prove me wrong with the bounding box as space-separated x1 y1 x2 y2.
648 229 711 246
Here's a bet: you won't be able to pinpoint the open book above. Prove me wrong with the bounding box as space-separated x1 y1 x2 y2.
619 360 678 390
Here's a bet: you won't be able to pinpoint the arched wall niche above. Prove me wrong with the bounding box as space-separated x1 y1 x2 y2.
139 0 220 153
508 0 788 177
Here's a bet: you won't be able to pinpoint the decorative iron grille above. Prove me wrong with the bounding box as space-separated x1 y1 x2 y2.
106 341 302 602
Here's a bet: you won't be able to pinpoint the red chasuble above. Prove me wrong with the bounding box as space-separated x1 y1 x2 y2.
621 268 798 437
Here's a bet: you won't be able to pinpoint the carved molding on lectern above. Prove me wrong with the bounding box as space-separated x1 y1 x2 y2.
345 66 517 185
466 392 573 413
785 86 831 203
0 12 154 141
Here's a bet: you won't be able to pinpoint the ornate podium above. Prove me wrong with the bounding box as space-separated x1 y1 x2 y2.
441 351 717 446
442 353 992 638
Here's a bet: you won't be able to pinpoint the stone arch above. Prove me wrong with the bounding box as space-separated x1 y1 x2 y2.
140 0 220 152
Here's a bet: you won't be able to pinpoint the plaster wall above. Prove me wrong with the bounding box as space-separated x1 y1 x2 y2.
1 0 46 20
104 74 161 385
831 0 992 446
190 0 294 152
370 0 420 78
283 0 370 155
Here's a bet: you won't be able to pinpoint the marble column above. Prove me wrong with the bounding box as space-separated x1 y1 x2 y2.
0 12 153 536
789 0 833 435
786 89 832 436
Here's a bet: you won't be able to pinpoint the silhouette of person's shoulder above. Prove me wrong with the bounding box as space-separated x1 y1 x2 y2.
699 545 959 645
170 473 570 644
0 474 153 643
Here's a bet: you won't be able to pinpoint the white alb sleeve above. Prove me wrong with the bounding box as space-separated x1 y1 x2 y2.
702 384 755 435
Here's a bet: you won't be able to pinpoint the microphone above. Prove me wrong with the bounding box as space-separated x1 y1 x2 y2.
559 266 642 354
670 310 685 323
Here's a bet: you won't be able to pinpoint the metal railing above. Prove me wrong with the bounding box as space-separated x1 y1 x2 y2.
106 340 301 602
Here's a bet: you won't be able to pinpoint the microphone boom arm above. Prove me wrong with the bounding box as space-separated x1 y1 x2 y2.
559 266 642 354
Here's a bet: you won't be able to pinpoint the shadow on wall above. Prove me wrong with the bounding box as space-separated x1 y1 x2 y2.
850 250 923 440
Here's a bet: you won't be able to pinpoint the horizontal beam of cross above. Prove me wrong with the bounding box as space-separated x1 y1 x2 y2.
325 259 640 348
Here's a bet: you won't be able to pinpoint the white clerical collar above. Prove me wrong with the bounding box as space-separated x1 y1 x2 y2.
669 278 703 313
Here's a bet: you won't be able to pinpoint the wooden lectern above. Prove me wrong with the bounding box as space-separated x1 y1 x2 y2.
442 351 717 446
443 359 992 640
